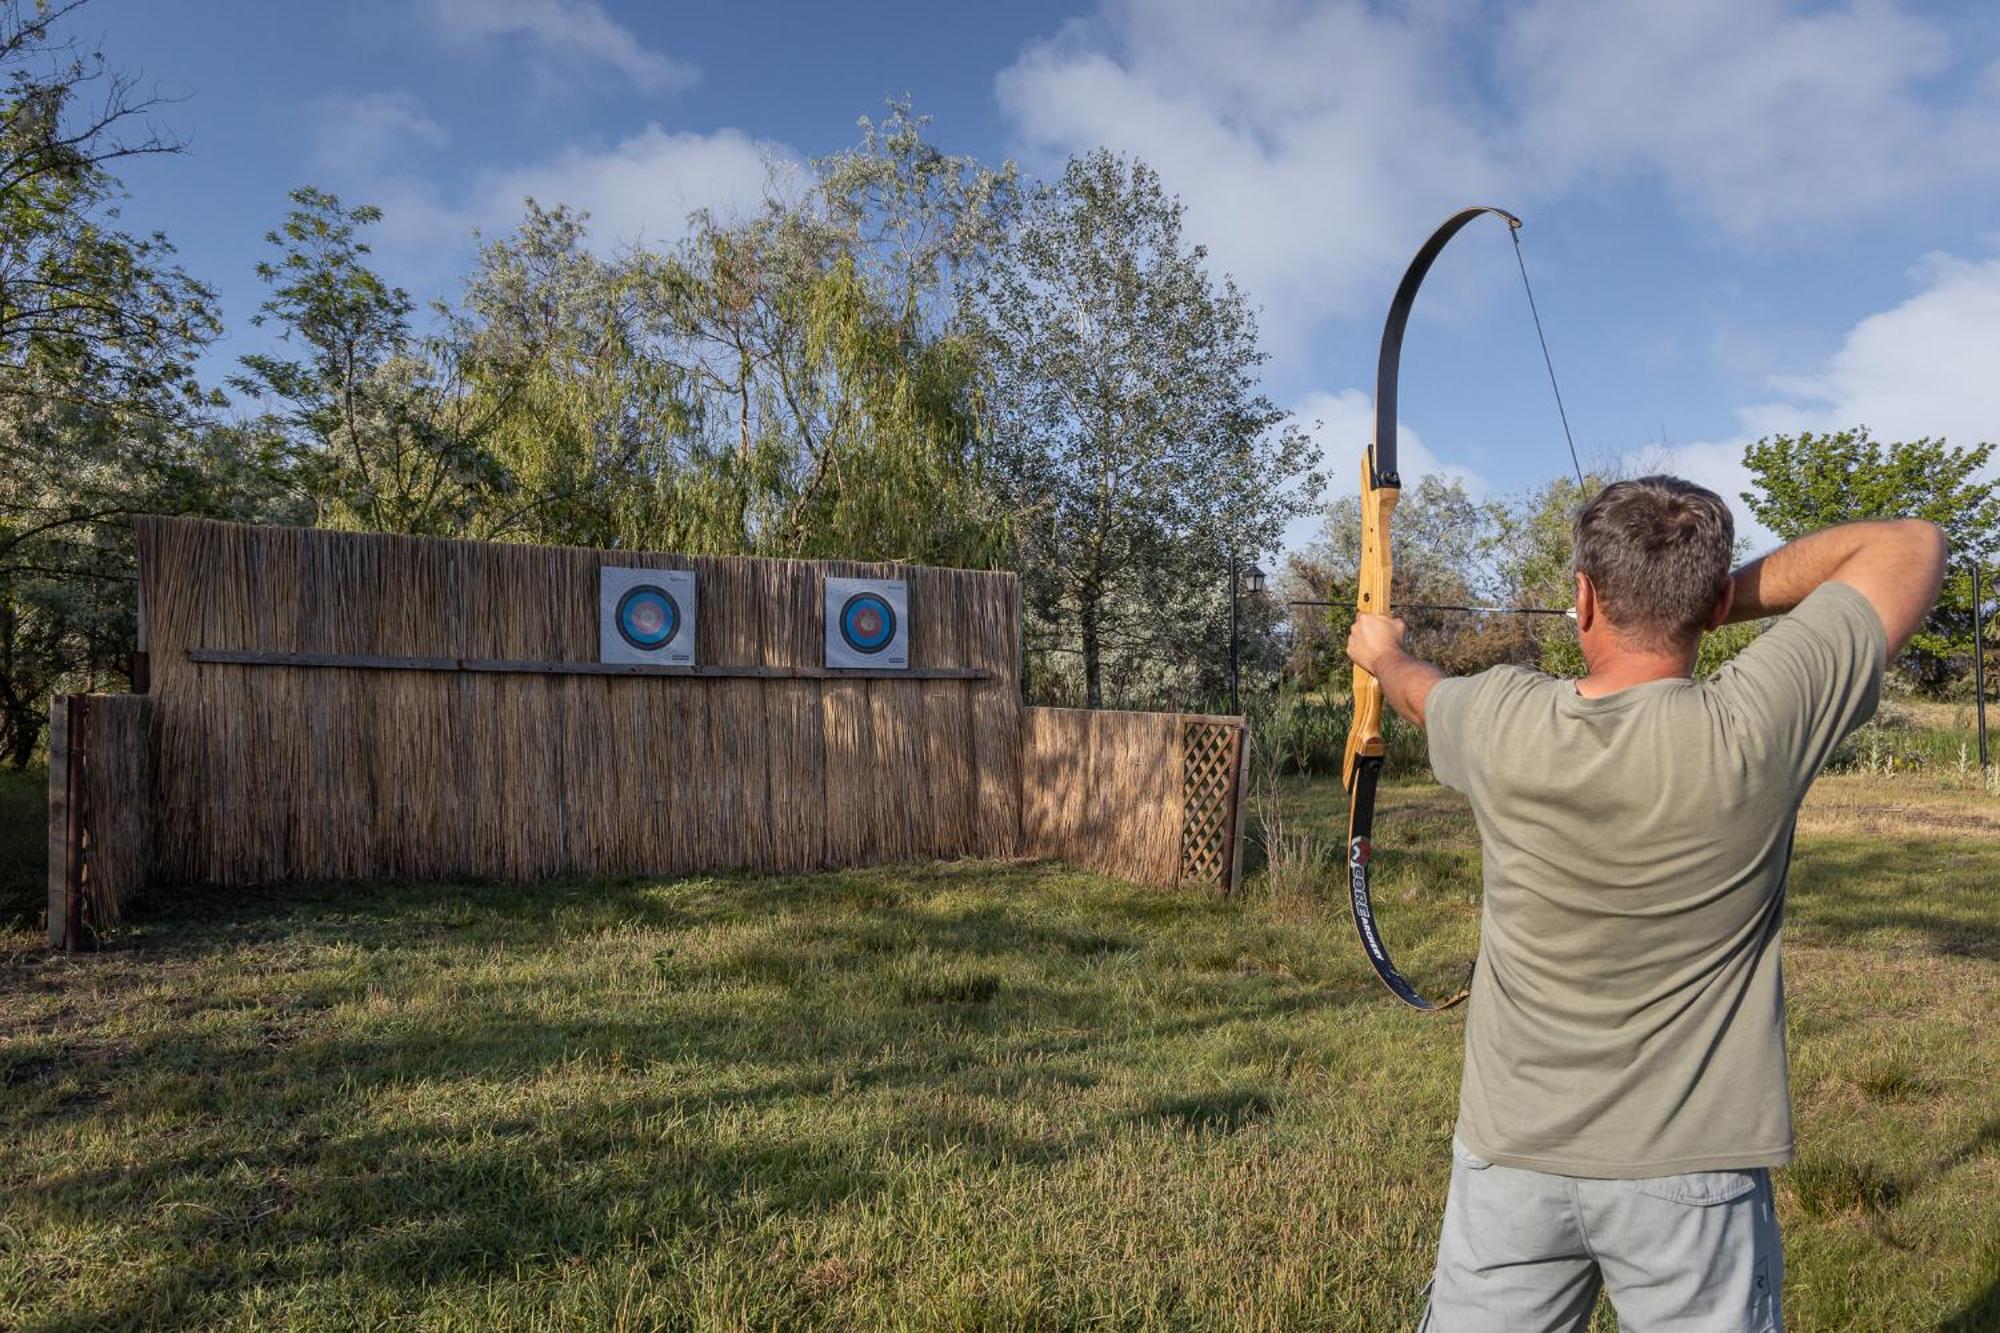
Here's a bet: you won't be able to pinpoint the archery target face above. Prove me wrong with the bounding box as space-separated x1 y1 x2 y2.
825 577 909 669
600 567 696 666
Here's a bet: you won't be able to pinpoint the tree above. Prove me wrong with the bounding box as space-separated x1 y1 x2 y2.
1743 428 2000 689
0 409 295 766
0 0 243 765
0 0 217 421
451 201 702 551
1287 475 1552 688
971 150 1320 708
646 102 1017 566
234 188 506 536
1742 428 1999 556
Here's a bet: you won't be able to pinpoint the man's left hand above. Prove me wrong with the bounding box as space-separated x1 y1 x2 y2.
1348 612 1409 677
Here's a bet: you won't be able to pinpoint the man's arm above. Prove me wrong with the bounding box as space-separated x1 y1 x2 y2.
1726 518 1947 655
1348 613 1446 726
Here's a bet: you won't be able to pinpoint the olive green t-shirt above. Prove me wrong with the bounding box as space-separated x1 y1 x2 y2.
1425 581 1886 1178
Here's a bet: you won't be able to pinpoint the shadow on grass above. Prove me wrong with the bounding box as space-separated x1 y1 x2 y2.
7 862 1376 1328
1941 1277 2000 1333
1787 842 2000 960
1136 1086 1277 1135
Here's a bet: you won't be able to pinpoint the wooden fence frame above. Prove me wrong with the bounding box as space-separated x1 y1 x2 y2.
46 693 153 949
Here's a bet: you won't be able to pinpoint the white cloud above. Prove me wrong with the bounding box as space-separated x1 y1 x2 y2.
1739 252 2000 447
1636 247 2000 554
420 0 697 96
467 125 793 250
306 92 449 174
1503 0 1999 239
996 1 1507 357
996 0 2000 356
310 118 796 261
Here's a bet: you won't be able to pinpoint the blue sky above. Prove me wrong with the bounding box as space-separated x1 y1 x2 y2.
94 0 2000 557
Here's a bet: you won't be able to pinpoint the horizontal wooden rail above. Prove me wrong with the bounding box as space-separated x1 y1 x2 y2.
187 649 994 681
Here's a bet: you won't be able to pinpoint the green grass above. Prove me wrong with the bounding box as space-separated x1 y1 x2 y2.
1 775 1995 1330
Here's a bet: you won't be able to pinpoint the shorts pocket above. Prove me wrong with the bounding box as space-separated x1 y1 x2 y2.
1630 1168 1759 1205
1450 1137 1493 1170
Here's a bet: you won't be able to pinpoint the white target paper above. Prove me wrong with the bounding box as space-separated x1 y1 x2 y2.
600 567 697 666
824 577 908 669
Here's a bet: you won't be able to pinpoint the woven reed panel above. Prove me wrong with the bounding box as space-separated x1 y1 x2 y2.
135 516 1022 887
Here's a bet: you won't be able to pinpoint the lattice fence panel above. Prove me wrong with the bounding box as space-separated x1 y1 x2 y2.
1179 719 1243 890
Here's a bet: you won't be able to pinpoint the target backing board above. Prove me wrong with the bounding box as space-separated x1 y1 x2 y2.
600 567 697 666
825 577 908 669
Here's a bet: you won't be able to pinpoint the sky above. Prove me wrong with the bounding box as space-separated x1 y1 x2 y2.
86 0 2000 561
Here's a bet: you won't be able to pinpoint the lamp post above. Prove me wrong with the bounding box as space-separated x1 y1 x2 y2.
1230 555 1267 715
1975 562 1990 772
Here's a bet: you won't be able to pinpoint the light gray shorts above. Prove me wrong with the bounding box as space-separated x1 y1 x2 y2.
1420 1137 1782 1332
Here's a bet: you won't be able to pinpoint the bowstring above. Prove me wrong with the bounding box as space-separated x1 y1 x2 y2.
1509 224 1587 491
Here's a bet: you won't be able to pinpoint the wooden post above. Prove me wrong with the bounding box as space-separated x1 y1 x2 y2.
1974 562 1989 772
46 695 88 950
46 696 69 949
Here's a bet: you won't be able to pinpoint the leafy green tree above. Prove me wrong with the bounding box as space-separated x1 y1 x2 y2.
451 201 704 551
647 103 1016 565
255 104 1014 567
971 150 1320 708
0 0 255 765
0 409 295 766
0 0 217 421
1742 429 1999 556
1743 428 2000 689
234 188 506 536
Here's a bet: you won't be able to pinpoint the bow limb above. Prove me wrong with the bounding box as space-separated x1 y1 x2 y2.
1344 206 1518 1013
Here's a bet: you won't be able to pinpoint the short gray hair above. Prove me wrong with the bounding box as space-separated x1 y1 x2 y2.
1572 476 1733 649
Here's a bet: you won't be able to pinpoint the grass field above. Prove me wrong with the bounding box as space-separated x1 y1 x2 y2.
2 768 1996 1330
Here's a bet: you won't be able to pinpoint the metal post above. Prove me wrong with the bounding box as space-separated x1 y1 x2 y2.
1974 562 1989 771
1229 551 1240 715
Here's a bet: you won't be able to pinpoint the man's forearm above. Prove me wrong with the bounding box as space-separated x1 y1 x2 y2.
1372 649 1446 727
1725 518 1947 651
1726 523 1881 622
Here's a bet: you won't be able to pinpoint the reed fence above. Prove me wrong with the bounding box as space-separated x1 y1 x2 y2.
45 518 1247 944
135 517 1022 887
1021 707 1247 892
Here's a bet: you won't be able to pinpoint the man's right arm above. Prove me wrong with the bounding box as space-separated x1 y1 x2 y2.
1725 519 1947 655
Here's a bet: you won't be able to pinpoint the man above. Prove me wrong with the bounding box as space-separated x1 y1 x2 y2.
1345 476 1946 1332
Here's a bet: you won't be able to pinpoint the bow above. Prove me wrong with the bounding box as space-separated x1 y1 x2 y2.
1342 205 1531 1011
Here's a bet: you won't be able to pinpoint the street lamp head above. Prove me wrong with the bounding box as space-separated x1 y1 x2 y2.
1246 563 1267 595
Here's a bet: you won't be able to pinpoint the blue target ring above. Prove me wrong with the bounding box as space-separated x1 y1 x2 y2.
615 585 681 651
838 592 897 655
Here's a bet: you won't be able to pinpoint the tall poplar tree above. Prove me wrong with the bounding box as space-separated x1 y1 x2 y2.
971 150 1320 708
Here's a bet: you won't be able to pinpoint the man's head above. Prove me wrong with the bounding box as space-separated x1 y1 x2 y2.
1572 476 1734 656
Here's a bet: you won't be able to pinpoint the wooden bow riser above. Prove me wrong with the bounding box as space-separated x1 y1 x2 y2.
1343 446 1397 794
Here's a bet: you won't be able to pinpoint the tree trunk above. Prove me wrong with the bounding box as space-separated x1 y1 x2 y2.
1081 586 1102 709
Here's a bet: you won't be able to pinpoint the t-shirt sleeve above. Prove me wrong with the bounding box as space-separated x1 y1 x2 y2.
1710 580 1888 787
1425 675 1481 792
